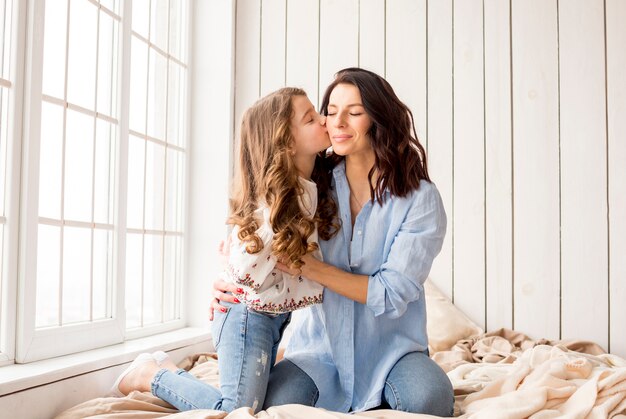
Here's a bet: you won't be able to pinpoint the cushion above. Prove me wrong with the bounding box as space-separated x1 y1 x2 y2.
425 278 484 353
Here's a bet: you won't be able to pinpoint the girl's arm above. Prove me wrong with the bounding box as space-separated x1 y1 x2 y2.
276 253 369 304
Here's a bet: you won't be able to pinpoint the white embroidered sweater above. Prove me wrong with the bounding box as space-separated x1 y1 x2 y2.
222 177 324 313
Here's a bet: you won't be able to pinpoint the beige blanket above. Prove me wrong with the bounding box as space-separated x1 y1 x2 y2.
55 340 626 419
53 280 626 418
454 344 626 418
54 354 439 419
432 331 626 418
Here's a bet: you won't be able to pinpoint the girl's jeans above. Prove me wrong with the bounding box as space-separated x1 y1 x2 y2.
151 301 291 413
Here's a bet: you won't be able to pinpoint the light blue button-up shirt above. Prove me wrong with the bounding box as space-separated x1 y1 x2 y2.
284 160 447 412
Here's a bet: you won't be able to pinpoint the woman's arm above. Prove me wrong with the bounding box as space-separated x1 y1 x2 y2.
277 253 369 304
208 239 242 321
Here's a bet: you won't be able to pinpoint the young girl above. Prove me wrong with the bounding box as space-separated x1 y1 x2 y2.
111 87 333 413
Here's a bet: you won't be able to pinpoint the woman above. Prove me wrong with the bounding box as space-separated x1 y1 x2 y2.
211 68 454 416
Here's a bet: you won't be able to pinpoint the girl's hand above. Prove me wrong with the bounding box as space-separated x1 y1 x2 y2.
208 278 242 321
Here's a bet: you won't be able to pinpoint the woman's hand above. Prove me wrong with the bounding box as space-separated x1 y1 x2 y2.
275 253 316 278
277 253 369 304
208 279 242 320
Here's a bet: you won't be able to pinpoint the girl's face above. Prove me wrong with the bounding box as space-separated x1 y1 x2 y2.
325 83 374 158
290 95 331 158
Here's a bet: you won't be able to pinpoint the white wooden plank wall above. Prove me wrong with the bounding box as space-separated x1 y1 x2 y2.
232 0 626 358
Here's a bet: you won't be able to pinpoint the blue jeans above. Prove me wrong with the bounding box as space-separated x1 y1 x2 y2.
264 351 454 416
151 301 291 413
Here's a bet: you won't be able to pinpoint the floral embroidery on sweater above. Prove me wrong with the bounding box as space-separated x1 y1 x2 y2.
225 263 261 292
244 293 324 313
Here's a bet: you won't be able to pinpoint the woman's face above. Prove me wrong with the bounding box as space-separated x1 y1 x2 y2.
326 83 373 158
290 95 330 158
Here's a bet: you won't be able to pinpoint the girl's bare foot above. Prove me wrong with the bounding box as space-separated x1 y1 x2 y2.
111 353 160 396
118 358 160 394
152 350 179 372
159 356 179 372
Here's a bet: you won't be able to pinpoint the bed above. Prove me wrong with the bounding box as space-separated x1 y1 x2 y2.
54 280 626 419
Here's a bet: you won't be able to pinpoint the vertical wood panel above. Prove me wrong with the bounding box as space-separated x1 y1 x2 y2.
452 0 485 328
359 0 385 76
606 0 626 356
260 0 286 95
386 0 427 142
319 0 359 104
426 0 453 298
559 0 608 349
512 0 560 340
234 0 261 145
286 0 320 108
484 0 513 331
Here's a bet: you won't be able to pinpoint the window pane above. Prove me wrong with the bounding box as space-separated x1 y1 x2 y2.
64 109 94 222
36 224 61 328
94 119 115 225
92 228 112 320
127 134 145 229
143 233 163 325
0 0 6 79
163 235 180 321
132 0 150 39
0 225 4 324
165 148 183 231
144 141 164 230
1 87 8 216
1 0 14 79
62 226 91 324
168 0 188 62
67 0 98 109
166 61 185 147
42 0 68 99
129 36 148 133
125 233 142 329
150 0 169 52
146 49 167 140
38 102 64 220
97 12 119 117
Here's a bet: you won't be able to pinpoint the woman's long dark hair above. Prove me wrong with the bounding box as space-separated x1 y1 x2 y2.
319 67 431 205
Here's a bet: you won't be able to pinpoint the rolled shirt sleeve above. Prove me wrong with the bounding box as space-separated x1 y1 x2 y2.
366 183 447 317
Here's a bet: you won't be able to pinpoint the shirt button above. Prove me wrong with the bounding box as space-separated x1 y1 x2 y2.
357 230 362 235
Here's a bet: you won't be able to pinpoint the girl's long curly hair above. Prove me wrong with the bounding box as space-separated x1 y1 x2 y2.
320 67 431 205
229 88 335 268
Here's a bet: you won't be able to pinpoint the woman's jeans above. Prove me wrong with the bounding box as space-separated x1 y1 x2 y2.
264 351 455 416
151 301 291 413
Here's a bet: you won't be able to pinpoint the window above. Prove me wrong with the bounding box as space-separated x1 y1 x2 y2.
12 0 189 363
125 0 187 335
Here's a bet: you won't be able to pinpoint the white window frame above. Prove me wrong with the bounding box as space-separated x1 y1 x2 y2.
0 0 25 368
16 0 190 364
